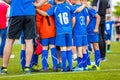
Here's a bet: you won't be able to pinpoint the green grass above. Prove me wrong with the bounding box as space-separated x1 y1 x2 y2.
0 42 120 80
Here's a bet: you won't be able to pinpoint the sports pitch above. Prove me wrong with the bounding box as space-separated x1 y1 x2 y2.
0 42 120 80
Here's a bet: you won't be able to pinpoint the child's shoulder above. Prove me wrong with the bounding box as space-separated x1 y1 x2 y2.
73 4 82 8
88 8 97 14
108 20 115 23
38 3 52 10
88 8 96 12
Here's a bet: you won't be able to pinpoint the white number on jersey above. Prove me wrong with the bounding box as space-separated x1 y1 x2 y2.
106 24 110 30
58 12 69 25
80 16 85 25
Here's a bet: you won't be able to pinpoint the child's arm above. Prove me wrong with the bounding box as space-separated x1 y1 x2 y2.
86 16 90 26
75 4 86 13
85 2 92 9
33 0 48 7
36 9 48 16
72 17 76 28
94 14 100 33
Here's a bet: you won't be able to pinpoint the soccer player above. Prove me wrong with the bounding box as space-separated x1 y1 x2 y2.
72 0 90 71
48 0 63 69
36 0 58 72
92 0 111 61
0 0 9 58
104 15 114 53
48 0 73 69
81 0 101 70
35 0 86 71
0 0 46 74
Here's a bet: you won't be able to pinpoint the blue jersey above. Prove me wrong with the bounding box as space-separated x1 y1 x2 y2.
10 0 36 17
87 8 97 34
49 0 55 5
46 3 75 35
73 4 89 36
104 20 114 35
49 0 69 5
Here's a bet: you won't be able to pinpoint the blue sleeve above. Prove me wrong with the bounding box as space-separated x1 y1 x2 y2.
83 8 89 17
49 0 55 5
69 4 76 14
88 8 97 17
71 13 75 18
46 6 55 16
112 20 115 24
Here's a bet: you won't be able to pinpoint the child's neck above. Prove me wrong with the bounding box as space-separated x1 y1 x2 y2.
44 2 48 4
106 20 110 22
57 1 65 4
75 1 81 5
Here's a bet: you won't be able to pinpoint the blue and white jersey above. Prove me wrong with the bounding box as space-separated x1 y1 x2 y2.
10 0 36 17
73 4 89 36
87 8 97 34
46 3 76 35
104 20 114 35
49 0 70 5
49 0 55 5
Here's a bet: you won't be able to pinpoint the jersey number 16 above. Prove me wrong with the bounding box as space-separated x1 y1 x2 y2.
58 12 69 25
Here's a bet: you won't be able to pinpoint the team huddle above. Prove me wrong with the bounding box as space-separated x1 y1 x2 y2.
0 0 111 74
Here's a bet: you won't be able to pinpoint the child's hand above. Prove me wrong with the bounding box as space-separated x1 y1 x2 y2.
35 34 40 40
32 1 39 8
94 28 99 33
85 2 91 9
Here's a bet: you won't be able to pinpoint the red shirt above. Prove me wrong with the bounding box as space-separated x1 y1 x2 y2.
0 2 9 29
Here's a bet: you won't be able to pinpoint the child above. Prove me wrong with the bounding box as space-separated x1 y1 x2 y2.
81 0 101 70
36 0 58 72
35 0 86 71
72 0 90 71
104 15 114 53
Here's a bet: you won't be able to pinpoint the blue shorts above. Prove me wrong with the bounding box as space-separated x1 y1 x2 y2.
40 37 55 46
55 34 72 46
104 34 111 40
87 34 99 43
73 35 88 47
